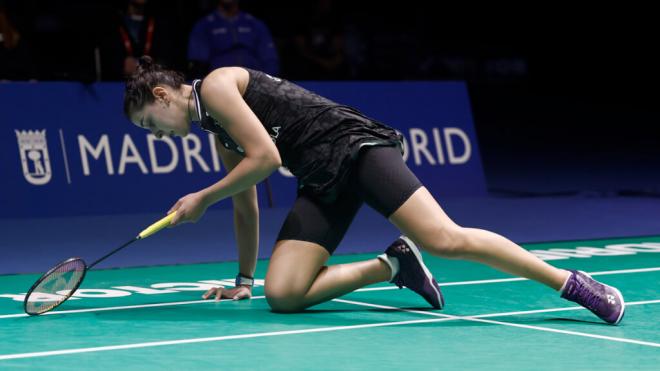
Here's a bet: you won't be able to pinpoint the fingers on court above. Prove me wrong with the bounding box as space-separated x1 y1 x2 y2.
233 287 250 300
202 287 221 300
215 287 224 301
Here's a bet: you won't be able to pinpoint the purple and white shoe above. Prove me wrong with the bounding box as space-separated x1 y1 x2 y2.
384 236 444 309
560 270 625 325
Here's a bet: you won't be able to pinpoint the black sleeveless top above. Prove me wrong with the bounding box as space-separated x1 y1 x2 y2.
192 68 402 201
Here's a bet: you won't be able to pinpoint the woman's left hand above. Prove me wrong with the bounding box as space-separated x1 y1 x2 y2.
202 285 252 301
168 192 209 226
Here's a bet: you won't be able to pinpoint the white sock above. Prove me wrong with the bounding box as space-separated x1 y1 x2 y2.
377 254 400 281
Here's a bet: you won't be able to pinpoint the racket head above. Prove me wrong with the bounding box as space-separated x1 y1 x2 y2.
24 257 88 316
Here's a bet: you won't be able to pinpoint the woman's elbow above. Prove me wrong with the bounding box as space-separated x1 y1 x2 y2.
249 148 281 172
265 151 282 171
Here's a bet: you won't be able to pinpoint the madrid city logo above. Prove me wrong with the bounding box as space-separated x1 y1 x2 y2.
15 129 52 185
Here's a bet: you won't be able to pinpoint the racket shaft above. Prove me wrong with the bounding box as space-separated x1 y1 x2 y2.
88 238 137 269
87 212 175 269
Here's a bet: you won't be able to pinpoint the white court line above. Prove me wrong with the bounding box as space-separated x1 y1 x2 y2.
1 266 659 319
1 299 658 361
358 266 660 292
334 299 660 348
588 266 660 276
0 317 454 361
471 299 660 318
0 297 266 319
337 299 660 319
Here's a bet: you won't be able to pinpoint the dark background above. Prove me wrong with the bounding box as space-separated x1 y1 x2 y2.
2 1 658 193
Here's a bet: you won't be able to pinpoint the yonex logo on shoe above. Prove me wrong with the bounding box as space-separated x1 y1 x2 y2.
607 294 616 304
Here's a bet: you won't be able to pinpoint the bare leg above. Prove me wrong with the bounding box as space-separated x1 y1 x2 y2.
389 187 570 290
264 240 391 312
264 186 570 313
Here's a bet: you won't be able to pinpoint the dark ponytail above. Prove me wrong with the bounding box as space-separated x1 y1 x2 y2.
123 56 186 118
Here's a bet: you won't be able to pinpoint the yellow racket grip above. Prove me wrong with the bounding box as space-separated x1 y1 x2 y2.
138 212 177 239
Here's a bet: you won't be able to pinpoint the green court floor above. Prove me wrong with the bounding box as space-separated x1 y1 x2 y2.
1 236 659 370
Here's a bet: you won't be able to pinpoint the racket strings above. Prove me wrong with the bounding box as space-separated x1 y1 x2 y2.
25 259 85 315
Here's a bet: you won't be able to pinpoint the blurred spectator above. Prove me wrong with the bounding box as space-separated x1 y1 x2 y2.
100 0 176 80
291 0 348 79
0 2 36 81
187 0 279 78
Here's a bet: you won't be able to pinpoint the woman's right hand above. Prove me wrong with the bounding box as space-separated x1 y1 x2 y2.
168 191 210 226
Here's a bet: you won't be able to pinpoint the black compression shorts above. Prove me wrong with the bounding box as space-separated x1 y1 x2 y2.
276 145 422 254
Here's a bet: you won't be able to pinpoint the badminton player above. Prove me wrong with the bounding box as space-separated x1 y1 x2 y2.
123 56 625 324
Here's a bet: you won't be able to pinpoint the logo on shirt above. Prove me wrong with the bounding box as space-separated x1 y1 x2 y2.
264 73 282 83
270 126 281 143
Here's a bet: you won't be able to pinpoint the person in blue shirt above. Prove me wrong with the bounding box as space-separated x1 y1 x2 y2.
187 0 279 78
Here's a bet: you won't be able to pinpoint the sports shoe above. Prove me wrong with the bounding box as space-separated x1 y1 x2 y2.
560 270 625 325
384 236 444 309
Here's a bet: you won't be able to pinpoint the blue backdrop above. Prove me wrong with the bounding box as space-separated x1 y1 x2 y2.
1 81 485 218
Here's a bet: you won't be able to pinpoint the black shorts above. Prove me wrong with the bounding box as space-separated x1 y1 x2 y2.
276 145 422 254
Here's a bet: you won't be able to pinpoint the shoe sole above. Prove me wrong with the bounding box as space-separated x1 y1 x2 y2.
400 235 444 309
610 285 626 325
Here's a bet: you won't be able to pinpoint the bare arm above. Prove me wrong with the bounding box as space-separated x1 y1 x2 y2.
199 68 281 205
216 138 259 279
169 68 280 227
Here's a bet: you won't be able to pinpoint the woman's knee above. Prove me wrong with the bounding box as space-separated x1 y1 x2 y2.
264 284 307 313
264 240 329 313
417 226 470 259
